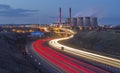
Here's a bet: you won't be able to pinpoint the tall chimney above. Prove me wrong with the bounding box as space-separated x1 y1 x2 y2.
84 17 91 26
91 17 98 27
58 7 62 26
77 17 83 26
69 8 71 26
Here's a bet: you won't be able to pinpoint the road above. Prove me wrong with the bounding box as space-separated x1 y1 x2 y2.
49 35 120 71
26 40 64 73
26 38 110 73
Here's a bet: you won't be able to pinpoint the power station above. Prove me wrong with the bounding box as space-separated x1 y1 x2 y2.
57 8 98 28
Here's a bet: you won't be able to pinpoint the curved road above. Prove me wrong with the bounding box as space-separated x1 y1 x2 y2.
26 38 110 73
49 35 120 71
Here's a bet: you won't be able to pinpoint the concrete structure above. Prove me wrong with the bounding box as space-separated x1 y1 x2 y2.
77 17 84 26
91 17 98 27
84 17 91 26
71 18 77 26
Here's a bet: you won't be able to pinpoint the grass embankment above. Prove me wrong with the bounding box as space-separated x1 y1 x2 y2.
0 33 43 73
59 31 120 58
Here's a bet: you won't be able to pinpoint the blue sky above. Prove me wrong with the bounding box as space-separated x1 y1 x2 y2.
0 0 120 25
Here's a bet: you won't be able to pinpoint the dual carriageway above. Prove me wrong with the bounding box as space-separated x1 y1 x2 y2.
26 28 120 73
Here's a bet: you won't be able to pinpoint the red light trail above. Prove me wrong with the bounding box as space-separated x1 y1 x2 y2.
33 39 110 73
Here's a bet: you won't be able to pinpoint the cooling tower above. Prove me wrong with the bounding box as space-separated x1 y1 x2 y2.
84 17 91 26
91 17 98 27
77 17 84 26
65 18 71 24
71 18 77 26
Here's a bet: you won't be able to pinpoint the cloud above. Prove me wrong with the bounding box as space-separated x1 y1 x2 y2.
0 4 11 9
0 4 38 17
74 8 105 18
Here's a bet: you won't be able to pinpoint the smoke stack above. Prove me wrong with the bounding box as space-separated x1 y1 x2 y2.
77 17 83 26
69 8 71 26
58 7 62 26
91 17 98 27
71 18 77 26
84 17 91 26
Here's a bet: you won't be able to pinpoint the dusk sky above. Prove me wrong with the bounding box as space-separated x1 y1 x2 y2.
0 0 120 25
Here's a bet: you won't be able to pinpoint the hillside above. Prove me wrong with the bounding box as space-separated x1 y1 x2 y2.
0 32 43 73
59 31 120 58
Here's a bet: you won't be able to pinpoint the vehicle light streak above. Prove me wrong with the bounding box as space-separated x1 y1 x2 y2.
33 41 79 73
33 39 110 73
49 35 120 69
